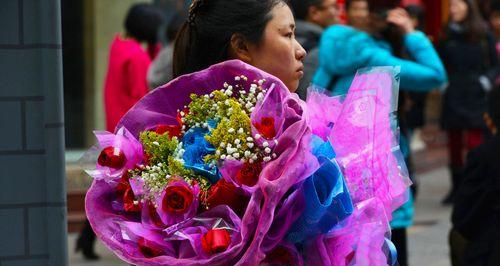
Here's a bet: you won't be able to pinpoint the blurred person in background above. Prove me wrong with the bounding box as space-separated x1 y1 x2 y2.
449 85 500 266
345 0 369 30
404 4 428 152
312 1 447 264
290 0 339 99
438 0 498 205
77 3 164 261
147 11 188 89
103 3 164 132
488 0 500 59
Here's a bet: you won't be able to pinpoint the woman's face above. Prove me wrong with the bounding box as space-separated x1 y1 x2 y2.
244 3 306 92
450 0 469 23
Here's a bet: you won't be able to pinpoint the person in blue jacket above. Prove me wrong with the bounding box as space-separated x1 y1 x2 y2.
313 1 447 265
314 4 446 95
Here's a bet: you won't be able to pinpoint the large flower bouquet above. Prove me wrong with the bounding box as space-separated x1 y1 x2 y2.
85 60 410 265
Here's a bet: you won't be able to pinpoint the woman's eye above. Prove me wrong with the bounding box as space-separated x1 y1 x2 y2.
285 32 293 38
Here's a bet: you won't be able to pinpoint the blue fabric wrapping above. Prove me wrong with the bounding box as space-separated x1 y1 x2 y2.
286 137 353 243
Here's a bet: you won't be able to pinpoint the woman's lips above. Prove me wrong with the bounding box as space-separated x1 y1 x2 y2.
296 66 304 77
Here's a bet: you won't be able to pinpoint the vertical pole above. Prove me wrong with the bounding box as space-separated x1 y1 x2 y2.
0 0 67 265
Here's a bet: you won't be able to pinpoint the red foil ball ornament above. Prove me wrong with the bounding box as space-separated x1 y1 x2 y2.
97 146 127 169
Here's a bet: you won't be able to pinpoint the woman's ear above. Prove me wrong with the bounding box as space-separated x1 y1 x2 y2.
229 34 253 63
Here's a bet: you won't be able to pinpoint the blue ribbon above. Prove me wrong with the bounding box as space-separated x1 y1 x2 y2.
310 135 336 160
383 238 398 266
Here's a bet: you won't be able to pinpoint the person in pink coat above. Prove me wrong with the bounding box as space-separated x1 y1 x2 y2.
103 3 164 132
77 4 163 261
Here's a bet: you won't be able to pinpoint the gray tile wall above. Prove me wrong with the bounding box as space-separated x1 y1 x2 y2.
0 0 67 265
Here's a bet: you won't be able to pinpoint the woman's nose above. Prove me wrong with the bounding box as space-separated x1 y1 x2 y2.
296 42 307 61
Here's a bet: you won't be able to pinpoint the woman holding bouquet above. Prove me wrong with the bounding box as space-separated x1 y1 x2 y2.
85 0 410 265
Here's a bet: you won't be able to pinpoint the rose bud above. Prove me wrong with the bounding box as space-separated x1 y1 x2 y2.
116 173 141 213
253 117 276 139
201 229 231 254
206 179 249 216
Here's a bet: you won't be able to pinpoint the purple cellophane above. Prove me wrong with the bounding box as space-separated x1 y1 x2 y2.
85 61 410 265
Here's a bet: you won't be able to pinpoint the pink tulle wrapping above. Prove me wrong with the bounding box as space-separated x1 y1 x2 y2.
329 71 409 209
305 89 343 141
305 67 410 265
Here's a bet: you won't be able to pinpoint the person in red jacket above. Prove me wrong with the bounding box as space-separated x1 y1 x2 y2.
77 4 164 261
104 3 164 132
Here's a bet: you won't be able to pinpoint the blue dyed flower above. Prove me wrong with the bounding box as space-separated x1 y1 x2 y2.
182 127 220 183
207 119 218 130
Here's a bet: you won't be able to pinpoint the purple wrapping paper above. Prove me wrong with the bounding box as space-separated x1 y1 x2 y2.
85 61 409 265
86 60 318 265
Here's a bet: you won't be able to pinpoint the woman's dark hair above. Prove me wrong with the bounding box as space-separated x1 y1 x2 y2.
443 0 487 43
289 0 323 20
125 3 165 45
173 0 286 78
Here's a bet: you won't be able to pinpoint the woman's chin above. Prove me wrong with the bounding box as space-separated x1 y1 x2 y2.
287 81 298 93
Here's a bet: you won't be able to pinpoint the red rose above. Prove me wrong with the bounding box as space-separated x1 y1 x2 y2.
98 146 127 169
155 124 182 138
253 117 276 139
206 179 249 216
236 162 262 187
116 173 141 213
115 173 130 195
138 237 164 258
162 184 194 214
147 201 165 228
264 246 295 265
201 229 231 254
123 187 141 212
